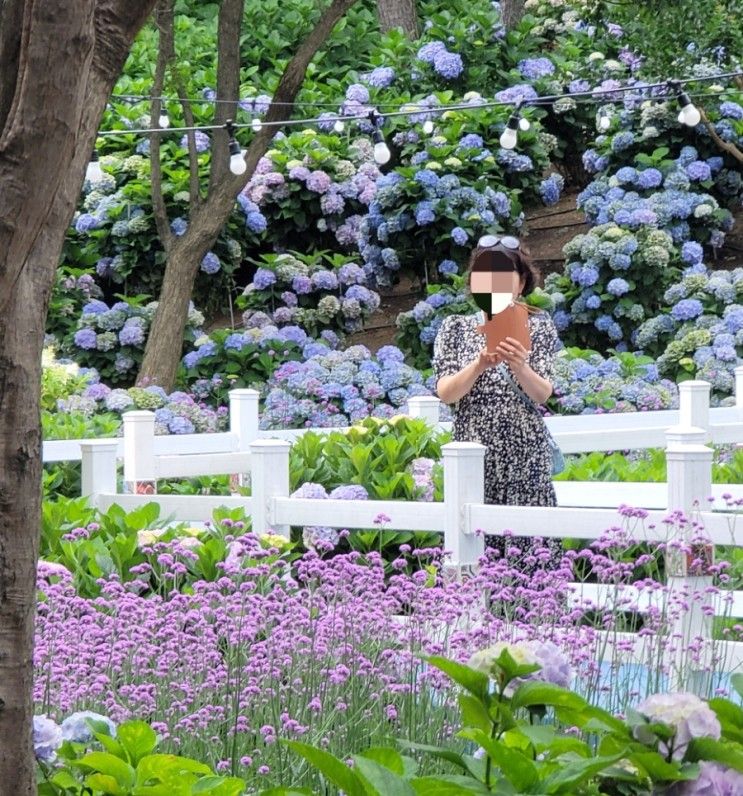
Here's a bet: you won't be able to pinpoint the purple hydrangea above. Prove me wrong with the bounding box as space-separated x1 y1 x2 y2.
292 275 312 295
60 711 116 743
345 83 370 104
669 762 743 795
568 79 591 94
169 416 195 435
495 84 538 104
686 161 712 182
518 57 555 80
329 484 369 500
253 268 277 290
119 324 145 347
433 50 464 80
417 41 447 64
311 270 339 291
33 715 63 763
307 170 332 194
364 67 395 88
637 168 663 189
74 328 98 350
180 130 210 153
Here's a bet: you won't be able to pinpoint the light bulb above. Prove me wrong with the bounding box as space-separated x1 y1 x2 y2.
598 114 611 132
680 103 701 127
86 152 103 183
422 119 435 134
518 117 530 132
251 118 262 132
228 139 246 175
158 110 170 129
374 141 391 164
333 119 345 133
499 126 518 150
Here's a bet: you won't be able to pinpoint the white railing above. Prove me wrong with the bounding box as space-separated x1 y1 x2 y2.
55 375 743 687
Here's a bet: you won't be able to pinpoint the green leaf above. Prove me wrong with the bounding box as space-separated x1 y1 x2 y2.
423 655 490 702
458 693 492 734
457 729 539 792
191 776 247 795
709 698 743 743
511 681 587 711
356 747 406 775
409 776 493 795
543 752 628 793
628 751 696 781
76 752 136 789
285 741 365 796
352 756 417 796
84 773 127 795
117 720 158 765
686 738 743 773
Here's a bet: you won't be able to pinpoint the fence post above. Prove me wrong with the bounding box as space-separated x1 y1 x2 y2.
678 380 711 441
736 366 743 409
665 414 714 695
442 442 486 577
123 411 157 495
229 389 260 491
80 440 119 508
249 438 291 539
407 395 441 427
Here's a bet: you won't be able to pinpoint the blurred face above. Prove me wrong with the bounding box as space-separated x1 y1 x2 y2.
470 250 525 315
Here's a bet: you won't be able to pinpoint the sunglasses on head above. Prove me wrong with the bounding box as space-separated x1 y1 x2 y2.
478 234 521 250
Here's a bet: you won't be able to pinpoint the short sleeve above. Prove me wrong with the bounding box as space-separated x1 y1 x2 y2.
527 312 559 382
432 315 465 384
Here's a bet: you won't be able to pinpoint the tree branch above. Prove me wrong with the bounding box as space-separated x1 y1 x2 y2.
149 0 175 253
699 106 743 166
209 0 244 193
0 0 25 131
173 73 202 208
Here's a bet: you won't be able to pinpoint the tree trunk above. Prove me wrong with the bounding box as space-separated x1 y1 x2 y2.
376 0 419 38
501 0 526 30
137 0 361 391
0 1 157 789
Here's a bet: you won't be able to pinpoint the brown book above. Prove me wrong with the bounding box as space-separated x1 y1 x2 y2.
476 303 531 356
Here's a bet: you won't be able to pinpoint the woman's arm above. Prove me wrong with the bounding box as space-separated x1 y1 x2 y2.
436 350 499 404
508 360 553 404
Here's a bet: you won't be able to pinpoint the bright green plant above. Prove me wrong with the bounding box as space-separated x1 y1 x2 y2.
38 719 245 796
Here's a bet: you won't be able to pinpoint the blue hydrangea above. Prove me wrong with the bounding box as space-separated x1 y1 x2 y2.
415 201 436 226
118 325 145 347
200 252 221 275
451 226 468 246
170 217 188 236
671 298 704 321
246 211 268 233
636 168 663 189
686 161 712 181
438 259 458 276
74 328 98 350
681 241 704 264
458 133 484 149
611 132 635 152
539 174 564 206
616 167 637 185
433 50 464 79
720 101 743 120
417 41 447 64
518 57 555 80
251 268 276 290
586 295 602 309
364 67 395 88
606 278 630 296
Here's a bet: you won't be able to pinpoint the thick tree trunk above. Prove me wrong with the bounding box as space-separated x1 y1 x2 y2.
501 0 526 30
137 0 361 391
376 0 418 38
0 1 156 790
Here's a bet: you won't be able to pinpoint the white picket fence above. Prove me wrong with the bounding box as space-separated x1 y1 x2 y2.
44 371 743 685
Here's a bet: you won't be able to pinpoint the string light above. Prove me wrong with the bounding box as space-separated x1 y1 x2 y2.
422 119 435 135
518 117 531 132
597 110 612 132
499 99 523 150
85 150 104 182
333 119 345 133
225 120 247 175
251 118 263 132
158 109 170 129
369 109 391 165
668 79 702 126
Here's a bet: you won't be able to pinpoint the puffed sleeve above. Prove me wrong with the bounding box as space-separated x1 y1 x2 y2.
527 312 559 383
432 315 465 386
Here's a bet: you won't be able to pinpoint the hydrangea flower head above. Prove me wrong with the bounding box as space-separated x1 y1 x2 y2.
635 692 720 760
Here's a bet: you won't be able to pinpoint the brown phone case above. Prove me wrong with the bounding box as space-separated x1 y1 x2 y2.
476 303 531 355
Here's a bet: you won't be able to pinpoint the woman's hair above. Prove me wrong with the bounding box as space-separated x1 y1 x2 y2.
465 241 541 313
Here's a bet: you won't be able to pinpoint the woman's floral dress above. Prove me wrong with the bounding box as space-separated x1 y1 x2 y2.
432 309 561 559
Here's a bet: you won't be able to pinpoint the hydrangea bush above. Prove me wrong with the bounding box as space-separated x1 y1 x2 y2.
67 297 205 386
635 264 743 401
239 127 382 254
236 252 380 337
546 222 679 350
548 348 679 415
261 343 452 429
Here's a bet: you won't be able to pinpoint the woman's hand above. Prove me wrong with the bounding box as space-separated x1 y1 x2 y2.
475 348 501 376
494 337 529 375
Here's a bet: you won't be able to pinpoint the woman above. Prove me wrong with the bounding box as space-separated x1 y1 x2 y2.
432 234 561 562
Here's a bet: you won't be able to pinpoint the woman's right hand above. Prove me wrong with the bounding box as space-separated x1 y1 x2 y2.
475 348 501 375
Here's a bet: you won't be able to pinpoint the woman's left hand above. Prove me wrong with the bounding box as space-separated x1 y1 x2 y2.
494 337 529 374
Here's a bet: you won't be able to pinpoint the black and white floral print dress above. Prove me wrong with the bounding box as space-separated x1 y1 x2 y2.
432 309 560 514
